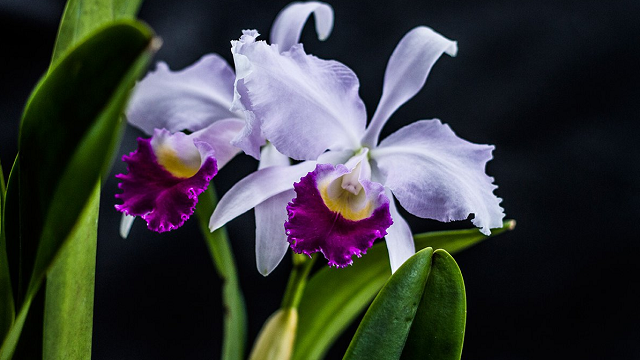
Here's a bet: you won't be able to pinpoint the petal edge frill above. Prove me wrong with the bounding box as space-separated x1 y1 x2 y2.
372 119 504 235
285 164 393 267
115 137 217 232
231 32 366 160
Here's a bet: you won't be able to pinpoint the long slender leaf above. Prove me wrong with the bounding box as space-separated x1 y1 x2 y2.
343 248 434 359
414 219 516 254
0 159 14 341
400 250 466 360
293 220 515 360
43 184 99 360
196 187 247 360
51 0 144 64
344 249 466 360
41 2 147 359
0 21 156 359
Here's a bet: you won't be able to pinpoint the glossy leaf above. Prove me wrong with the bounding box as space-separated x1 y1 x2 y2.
344 249 465 360
196 187 247 360
0 21 156 359
293 220 514 360
43 185 99 360
51 0 144 63
400 250 466 360
343 247 434 359
42 2 147 359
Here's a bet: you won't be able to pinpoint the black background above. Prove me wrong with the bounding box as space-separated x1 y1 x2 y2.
1 0 639 359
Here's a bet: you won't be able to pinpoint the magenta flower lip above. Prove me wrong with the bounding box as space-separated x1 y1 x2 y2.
285 164 393 267
115 137 217 232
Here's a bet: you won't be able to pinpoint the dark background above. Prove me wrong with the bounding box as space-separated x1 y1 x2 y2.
1 0 639 359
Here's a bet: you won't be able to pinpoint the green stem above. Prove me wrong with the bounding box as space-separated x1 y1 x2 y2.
195 187 247 360
281 254 316 309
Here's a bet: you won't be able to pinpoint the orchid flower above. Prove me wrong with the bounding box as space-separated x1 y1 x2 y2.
210 26 505 274
115 2 334 235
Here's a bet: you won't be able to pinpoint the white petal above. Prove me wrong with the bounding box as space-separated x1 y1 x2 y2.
119 214 136 239
384 190 415 273
258 143 290 170
361 27 457 147
208 161 317 231
127 54 243 135
192 119 245 169
371 119 504 235
255 190 295 276
270 1 334 51
231 33 366 160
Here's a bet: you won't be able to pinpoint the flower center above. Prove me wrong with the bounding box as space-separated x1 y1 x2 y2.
319 160 373 221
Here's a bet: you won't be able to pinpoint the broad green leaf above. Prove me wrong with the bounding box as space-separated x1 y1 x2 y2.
343 248 434 359
196 187 247 360
0 159 14 341
400 250 466 360
51 0 144 64
293 220 514 360
43 184 99 360
344 249 466 360
0 21 156 359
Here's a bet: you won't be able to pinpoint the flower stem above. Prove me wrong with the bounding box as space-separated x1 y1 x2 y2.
195 187 247 360
281 253 316 309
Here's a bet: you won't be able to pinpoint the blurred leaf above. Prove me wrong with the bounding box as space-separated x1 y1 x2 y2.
414 219 516 254
344 249 465 360
293 220 514 360
400 250 466 360
0 21 156 359
196 187 247 360
52 0 144 63
343 248 434 359
43 185 99 360
0 159 14 341
293 240 392 360
3 160 19 309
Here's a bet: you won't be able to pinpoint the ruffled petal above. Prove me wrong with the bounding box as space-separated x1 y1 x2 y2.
285 164 393 267
208 161 317 231
115 132 217 232
231 31 366 160
127 54 242 135
371 119 504 235
255 190 295 276
270 1 334 52
361 27 458 147
384 190 415 273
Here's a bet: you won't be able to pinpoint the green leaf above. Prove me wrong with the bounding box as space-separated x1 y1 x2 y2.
344 249 466 360
0 21 156 359
195 187 247 360
293 241 392 360
400 250 466 360
293 220 515 360
0 159 15 341
42 184 99 360
414 219 516 254
51 0 144 64
343 248 434 359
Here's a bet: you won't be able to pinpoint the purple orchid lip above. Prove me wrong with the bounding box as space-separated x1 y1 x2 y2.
284 164 393 267
115 137 217 232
